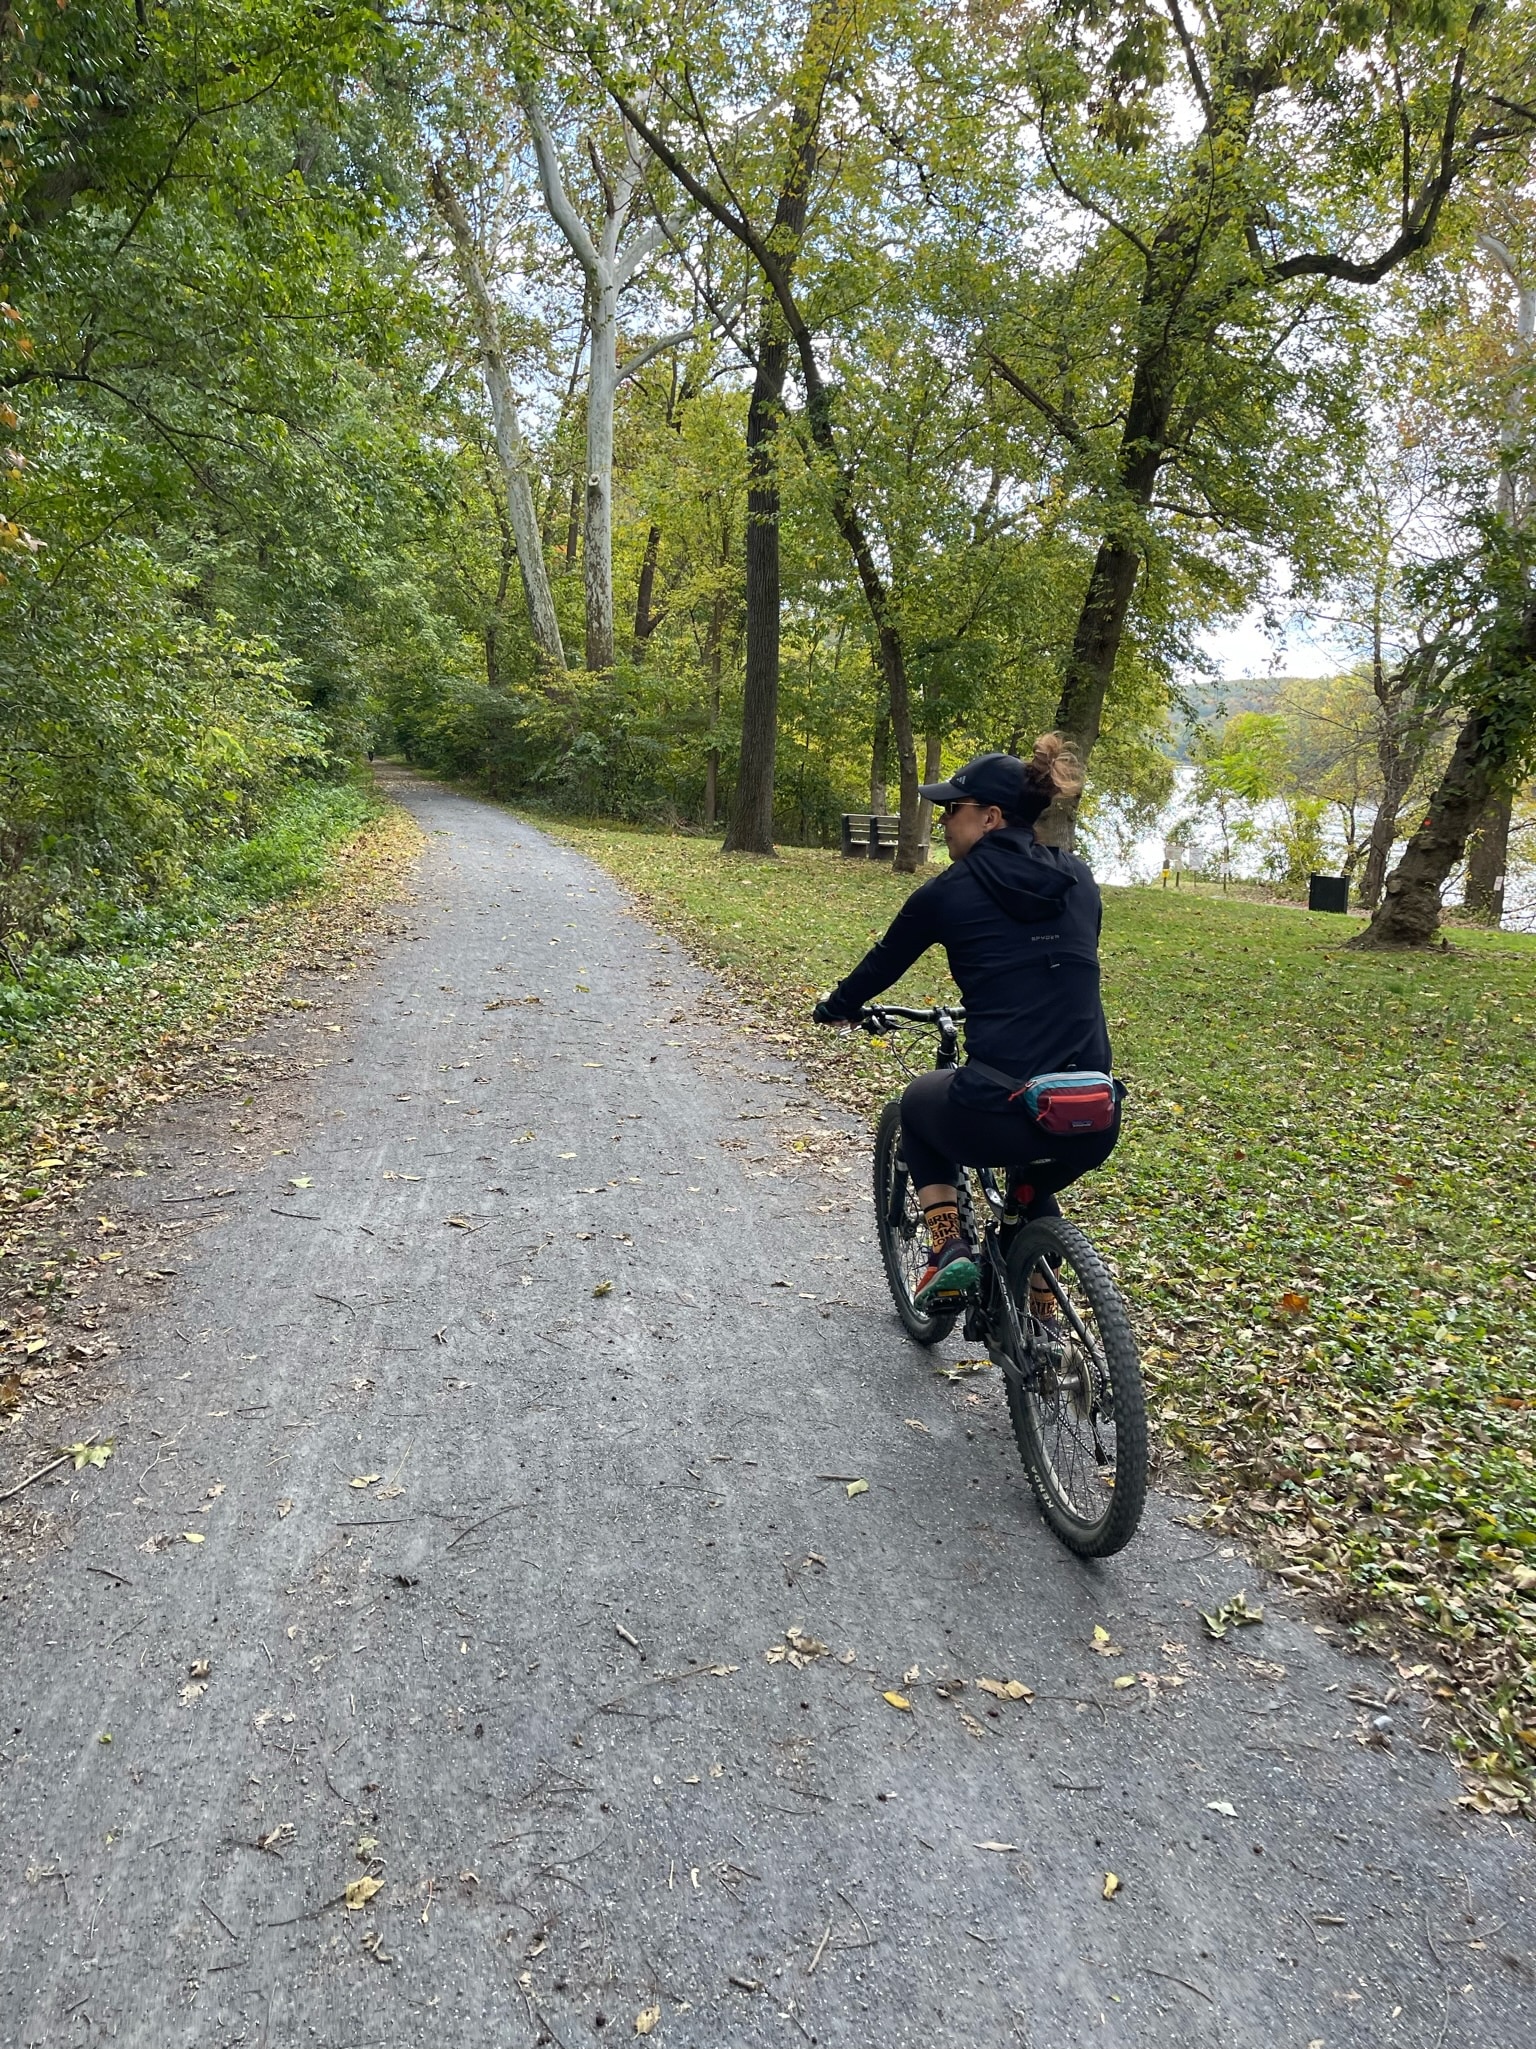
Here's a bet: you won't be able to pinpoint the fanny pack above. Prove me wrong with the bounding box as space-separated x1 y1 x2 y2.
951 1061 1122 1134
1013 1069 1119 1134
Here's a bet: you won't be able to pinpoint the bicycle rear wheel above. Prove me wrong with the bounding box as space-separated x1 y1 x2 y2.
1001 1216 1146 1556
873 1100 956 1345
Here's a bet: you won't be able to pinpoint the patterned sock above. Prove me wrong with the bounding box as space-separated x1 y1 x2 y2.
923 1202 962 1259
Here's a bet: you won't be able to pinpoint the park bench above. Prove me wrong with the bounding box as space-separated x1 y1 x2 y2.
840 812 901 860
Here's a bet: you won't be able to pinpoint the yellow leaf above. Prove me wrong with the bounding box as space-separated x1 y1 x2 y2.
68 1438 113 1470
593 1280 613 1297
290 1176 312 1189
845 1478 869 1498
977 1677 1034 1702
1102 1872 1120 1899
349 1474 382 1489
1113 1674 1137 1690
882 1691 911 1711
1091 1625 1123 1656
636 2006 661 2036
345 1875 383 1910
182 1531 205 1544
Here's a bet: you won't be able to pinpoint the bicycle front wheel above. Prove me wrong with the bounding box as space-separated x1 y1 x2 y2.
1002 1216 1147 1556
873 1100 956 1346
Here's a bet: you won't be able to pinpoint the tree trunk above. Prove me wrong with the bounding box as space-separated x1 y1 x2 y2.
914 727 941 864
870 700 890 813
1465 791 1512 921
565 475 581 572
703 590 726 828
879 626 923 868
724 332 791 853
583 275 618 670
1351 711 1503 948
632 523 662 657
428 166 567 678
1036 537 1143 847
1357 739 1415 911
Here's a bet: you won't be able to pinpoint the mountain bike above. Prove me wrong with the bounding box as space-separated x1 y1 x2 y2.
863 1003 1147 1558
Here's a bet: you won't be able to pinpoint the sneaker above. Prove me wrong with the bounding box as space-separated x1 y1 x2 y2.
913 1237 979 1308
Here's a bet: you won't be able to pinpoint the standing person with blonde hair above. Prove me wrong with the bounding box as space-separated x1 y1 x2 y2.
813 738 1121 1307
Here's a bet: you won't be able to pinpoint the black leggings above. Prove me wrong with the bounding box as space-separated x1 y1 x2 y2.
899 1066 1120 1220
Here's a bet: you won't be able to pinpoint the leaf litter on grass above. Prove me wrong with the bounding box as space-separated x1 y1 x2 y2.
542 823 1536 1802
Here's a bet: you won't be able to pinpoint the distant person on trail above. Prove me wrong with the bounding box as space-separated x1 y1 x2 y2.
812 737 1121 1309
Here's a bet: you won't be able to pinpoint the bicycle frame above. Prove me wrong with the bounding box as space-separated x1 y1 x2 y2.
861 1002 1035 1386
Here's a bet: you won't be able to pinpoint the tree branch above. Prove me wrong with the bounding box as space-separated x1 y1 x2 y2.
982 350 1089 454
521 94 601 279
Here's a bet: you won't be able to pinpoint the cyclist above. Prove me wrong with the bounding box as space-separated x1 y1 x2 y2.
813 737 1120 1309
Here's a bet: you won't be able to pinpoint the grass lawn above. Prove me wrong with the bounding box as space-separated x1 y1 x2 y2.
548 819 1536 1805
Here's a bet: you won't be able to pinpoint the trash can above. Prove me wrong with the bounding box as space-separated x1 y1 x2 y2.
1308 873 1349 914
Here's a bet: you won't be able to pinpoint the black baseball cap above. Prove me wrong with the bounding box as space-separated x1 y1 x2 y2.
919 752 1030 811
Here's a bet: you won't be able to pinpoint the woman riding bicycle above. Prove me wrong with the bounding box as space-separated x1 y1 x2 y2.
813 736 1120 1311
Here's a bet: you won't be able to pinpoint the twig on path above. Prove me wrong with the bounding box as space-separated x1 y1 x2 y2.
199 1895 241 1943
836 1887 875 1950
162 1189 236 1204
444 1500 533 1550
0 1434 100 1505
1144 1966 1214 2003
265 1889 351 1929
315 1293 357 1318
807 1920 833 1975
1424 1905 1445 1969
85 1565 133 1587
270 1207 324 1220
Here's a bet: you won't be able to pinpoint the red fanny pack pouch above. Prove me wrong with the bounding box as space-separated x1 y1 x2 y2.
1010 1070 1119 1136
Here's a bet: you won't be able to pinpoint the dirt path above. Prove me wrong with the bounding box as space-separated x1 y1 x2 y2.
2 770 1531 2048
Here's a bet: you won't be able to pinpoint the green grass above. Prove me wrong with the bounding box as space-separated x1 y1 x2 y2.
0 779 412 1224
547 821 1536 1802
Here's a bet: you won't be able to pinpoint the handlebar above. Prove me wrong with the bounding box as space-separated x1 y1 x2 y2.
859 1003 966 1030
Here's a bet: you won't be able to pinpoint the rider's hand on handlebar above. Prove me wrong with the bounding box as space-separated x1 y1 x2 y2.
812 995 851 1026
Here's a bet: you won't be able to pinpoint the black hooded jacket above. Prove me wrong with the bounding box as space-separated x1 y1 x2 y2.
825 826 1111 1077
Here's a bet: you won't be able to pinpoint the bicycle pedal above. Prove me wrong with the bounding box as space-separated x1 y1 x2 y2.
962 1309 988 1343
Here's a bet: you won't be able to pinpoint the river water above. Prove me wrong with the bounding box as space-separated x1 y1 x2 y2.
1086 766 1534 933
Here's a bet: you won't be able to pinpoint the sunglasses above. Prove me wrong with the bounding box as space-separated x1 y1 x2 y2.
940 798 982 818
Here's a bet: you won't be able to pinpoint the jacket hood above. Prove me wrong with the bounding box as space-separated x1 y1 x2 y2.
962 825 1078 923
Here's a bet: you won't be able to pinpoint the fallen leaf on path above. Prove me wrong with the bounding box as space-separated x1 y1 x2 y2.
1277 1290 1310 1316
1102 1872 1120 1900
934 1357 992 1380
557 1152 577 1160
592 1280 613 1297
636 2006 661 2036
182 1531 205 1544
902 1664 921 1685
1113 1674 1137 1690
68 1439 113 1470
178 1681 206 1705
974 1840 1018 1853
289 1176 312 1190
845 1478 868 1498
903 1417 929 1432
959 1710 989 1739
976 1678 1033 1702
189 1659 210 1679
356 1835 379 1857
349 1474 382 1489
345 1875 383 1910
277 1499 293 1518
1091 1625 1123 1657
1200 1592 1264 1640
1206 1800 1238 1817
882 1691 911 1711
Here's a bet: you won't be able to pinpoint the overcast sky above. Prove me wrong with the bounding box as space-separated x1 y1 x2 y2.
1197 607 1354 681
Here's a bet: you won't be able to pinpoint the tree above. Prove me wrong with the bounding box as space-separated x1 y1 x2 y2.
980 0 1532 846
427 165 570 677
519 88 702 672
1352 519 1536 946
